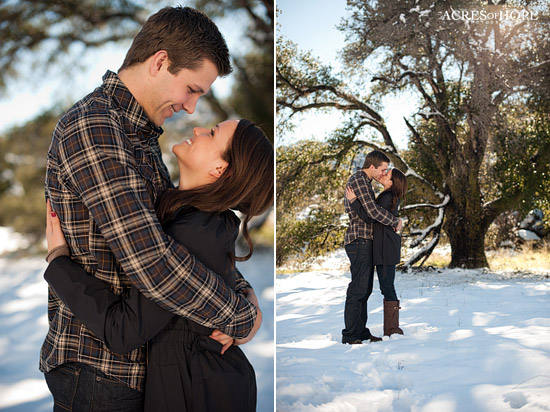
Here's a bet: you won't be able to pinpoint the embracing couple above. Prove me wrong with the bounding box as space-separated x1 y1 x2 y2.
41 6 273 412
342 150 407 345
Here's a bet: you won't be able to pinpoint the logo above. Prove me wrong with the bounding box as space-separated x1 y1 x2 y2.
439 2 539 22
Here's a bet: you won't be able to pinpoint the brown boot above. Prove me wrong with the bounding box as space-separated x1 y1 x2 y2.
384 299 404 336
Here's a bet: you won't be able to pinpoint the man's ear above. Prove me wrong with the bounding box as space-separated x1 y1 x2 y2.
150 50 169 76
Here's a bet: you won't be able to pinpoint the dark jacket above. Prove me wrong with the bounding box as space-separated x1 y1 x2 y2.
44 206 256 412
350 191 401 266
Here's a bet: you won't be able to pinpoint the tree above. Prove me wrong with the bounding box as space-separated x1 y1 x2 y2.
0 0 150 91
277 0 550 268
276 138 360 265
0 109 61 239
192 0 274 142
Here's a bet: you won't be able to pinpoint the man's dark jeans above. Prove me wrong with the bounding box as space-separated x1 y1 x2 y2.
45 362 143 412
376 264 398 301
342 238 374 338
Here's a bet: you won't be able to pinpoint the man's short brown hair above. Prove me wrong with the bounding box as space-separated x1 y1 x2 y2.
362 150 390 169
119 6 232 76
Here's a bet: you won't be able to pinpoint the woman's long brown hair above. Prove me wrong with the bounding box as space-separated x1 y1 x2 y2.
156 119 274 261
387 168 408 211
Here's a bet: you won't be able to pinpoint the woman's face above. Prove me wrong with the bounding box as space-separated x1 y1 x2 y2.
379 168 393 190
172 119 238 190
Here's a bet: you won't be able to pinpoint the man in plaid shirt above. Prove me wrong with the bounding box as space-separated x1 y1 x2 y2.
342 150 402 345
42 7 260 410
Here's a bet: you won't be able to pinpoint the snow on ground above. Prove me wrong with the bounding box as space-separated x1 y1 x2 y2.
0 257 51 412
0 227 31 256
0 230 274 412
276 249 550 412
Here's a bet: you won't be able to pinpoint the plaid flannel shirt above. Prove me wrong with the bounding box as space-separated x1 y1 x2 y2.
40 71 257 391
344 169 399 245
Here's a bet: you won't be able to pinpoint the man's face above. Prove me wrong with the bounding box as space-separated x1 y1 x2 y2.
371 162 389 181
147 58 219 126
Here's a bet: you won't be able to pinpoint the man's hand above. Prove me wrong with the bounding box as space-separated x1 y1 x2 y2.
234 288 262 346
210 287 262 354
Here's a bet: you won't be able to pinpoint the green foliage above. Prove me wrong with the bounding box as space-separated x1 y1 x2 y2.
0 109 62 239
491 98 550 219
229 50 274 142
277 207 345 266
404 123 445 190
276 140 360 265
192 0 274 142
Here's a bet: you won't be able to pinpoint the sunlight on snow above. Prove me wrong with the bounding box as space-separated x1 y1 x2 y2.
0 379 51 409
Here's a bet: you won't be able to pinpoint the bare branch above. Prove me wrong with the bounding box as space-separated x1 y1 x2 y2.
403 196 451 211
408 196 448 247
403 233 441 268
277 100 358 112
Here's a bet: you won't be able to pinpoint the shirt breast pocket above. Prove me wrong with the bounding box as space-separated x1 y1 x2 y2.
132 145 160 201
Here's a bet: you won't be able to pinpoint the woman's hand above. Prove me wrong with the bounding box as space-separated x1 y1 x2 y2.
46 199 67 252
209 330 234 355
345 186 357 202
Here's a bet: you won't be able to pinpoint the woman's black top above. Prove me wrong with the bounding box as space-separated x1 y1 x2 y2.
350 191 401 266
44 206 256 412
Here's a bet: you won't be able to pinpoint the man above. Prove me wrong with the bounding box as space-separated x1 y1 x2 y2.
342 150 402 345
42 7 260 410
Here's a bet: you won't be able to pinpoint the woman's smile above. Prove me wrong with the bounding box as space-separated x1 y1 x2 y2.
172 120 238 190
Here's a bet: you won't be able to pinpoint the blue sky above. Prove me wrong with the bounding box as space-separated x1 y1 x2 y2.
277 0 347 68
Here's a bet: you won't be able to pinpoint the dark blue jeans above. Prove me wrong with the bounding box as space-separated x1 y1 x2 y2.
342 239 374 338
376 264 398 301
44 362 143 412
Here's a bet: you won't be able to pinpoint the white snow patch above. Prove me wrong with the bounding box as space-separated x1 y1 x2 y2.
277 250 550 411
0 247 275 411
0 227 31 255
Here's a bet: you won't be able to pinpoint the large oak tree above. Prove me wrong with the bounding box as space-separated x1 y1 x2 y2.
277 0 550 268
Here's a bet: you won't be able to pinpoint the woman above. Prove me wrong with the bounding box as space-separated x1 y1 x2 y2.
346 167 407 337
45 119 273 412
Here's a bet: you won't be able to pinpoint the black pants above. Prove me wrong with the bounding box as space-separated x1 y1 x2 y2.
376 264 398 301
342 239 374 338
44 362 143 412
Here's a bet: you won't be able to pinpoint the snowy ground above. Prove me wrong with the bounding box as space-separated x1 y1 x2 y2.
276 249 550 412
0 227 274 411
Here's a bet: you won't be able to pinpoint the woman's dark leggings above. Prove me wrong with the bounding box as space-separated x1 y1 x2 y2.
376 264 398 301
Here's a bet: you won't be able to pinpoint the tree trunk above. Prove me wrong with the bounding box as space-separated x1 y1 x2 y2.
444 205 489 268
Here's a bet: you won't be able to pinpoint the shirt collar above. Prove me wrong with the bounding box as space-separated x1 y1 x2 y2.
359 168 373 183
101 70 164 138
